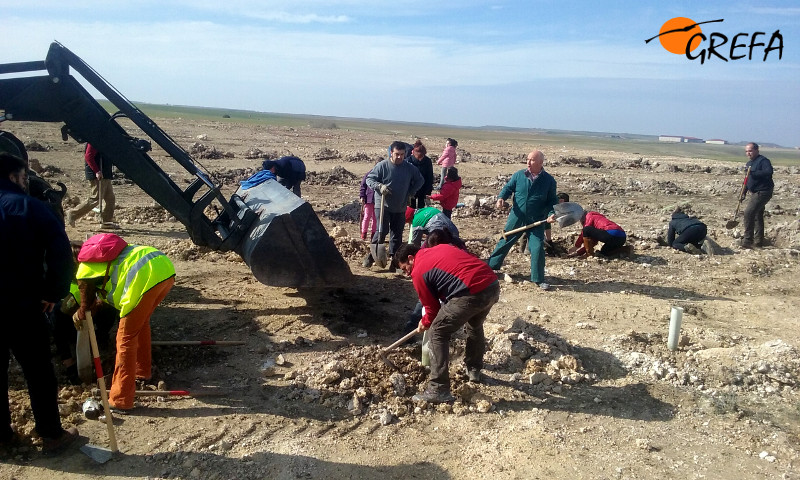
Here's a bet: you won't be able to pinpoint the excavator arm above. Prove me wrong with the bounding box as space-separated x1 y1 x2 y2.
0 42 352 287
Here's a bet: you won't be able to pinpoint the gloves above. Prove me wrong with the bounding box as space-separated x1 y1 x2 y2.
378 184 392 196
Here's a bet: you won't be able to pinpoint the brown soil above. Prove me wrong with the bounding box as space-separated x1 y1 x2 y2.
2 119 799 479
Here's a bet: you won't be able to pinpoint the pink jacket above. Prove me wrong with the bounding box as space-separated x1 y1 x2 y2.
437 145 456 168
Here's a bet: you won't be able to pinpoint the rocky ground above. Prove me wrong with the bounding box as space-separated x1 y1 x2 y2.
1 117 799 479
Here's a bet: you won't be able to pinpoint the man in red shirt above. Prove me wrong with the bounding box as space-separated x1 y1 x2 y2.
66 143 116 227
394 243 500 403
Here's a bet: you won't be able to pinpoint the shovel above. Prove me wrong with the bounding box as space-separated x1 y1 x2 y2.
79 311 118 464
370 194 388 268
726 166 751 229
553 202 585 227
378 329 420 370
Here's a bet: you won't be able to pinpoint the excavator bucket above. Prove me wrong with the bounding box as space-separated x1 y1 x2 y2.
234 179 352 287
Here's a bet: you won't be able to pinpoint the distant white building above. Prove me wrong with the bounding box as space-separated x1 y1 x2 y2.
659 135 683 142
705 139 728 145
682 136 704 143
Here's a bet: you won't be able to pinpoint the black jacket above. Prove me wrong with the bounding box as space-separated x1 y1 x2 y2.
0 178 73 309
408 155 434 197
745 154 774 193
667 212 705 244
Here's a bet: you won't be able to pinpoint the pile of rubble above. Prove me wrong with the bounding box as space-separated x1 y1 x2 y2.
274 315 597 423
189 142 234 159
314 147 341 161
154 238 243 263
116 205 176 225
305 165 359 186
606 328 799 401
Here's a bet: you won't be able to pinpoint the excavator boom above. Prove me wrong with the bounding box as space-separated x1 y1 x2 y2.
0 42 351 287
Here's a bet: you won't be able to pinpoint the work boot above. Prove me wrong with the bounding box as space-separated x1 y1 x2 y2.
739 239 753 249
466 367 482 383
583 238 597 256
41 426 79 455
684 243 702 255
412 386 455 404
362 252 374 268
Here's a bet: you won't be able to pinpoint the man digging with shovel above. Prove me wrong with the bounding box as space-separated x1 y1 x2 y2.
363 141 424 269
394 243 500 403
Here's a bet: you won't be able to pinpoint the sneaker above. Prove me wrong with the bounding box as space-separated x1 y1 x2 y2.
684 243 702 255
412 386 455 404
466 368 482 383
537 282 550 291
41 426 79 455
362 253 374 268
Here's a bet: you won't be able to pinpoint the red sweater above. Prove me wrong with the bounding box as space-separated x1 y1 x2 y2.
575 211 624 247
430 178 462 210
411 244 498 327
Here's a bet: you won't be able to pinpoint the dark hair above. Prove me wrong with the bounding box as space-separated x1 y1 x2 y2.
748 142 759 150
445 166 459 181
262 160 277 171
394 243 420 264
390 141 407 153
0 152 26 178
412 139 426 155
447 138 458 147
424 228 468 251
557 192 570 202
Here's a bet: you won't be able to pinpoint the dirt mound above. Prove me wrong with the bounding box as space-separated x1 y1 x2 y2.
314 147 341 161
557 155 603 168
116 205 176 224
189 142 234 159
306 166 359 186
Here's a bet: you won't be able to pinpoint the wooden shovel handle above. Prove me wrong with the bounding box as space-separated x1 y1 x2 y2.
383 329 419 353
502 219 546 239
84 312 118 452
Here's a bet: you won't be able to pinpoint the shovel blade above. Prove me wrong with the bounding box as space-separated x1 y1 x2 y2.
375 244 387 268
80 443 115 463
725 220 739 229
553 202 585 227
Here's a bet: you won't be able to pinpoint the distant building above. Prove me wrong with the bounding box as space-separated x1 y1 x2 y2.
659 135 683 142
682 136 704 143
705 139 728 145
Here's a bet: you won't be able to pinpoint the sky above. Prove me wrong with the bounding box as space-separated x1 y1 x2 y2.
4 1 800 147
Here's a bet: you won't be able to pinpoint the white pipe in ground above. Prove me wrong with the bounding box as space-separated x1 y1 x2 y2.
668 306 683 351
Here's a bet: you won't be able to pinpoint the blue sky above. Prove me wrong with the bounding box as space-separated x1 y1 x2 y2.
4 1 800 146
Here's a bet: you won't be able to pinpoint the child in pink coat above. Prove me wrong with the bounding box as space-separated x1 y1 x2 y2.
436 138 457 190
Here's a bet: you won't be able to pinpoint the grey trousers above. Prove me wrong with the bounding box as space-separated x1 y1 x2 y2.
743 190 772 245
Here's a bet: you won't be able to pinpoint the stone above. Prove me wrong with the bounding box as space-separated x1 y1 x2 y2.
389 372 406 396
529 372 549 384
378 410 393 426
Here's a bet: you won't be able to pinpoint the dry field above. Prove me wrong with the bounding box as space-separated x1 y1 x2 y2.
2 115 800 479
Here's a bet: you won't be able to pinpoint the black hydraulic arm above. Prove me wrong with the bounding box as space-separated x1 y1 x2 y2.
0 42 254 250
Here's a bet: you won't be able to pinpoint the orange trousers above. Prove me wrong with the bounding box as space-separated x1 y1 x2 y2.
109 277 174 409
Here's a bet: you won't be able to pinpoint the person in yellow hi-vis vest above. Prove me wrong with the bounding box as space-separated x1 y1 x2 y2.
75 242 175 411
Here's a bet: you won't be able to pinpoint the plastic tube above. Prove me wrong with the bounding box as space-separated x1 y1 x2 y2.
668 306 683 351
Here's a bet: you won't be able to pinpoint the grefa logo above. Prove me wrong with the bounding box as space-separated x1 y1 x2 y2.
645 17 783 64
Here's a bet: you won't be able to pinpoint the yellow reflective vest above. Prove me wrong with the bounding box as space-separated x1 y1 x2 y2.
75 245 175 317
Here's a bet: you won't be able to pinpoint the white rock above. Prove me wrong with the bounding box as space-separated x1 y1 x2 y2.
379 410 393 425
529 372 549 384
504 273 513 283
